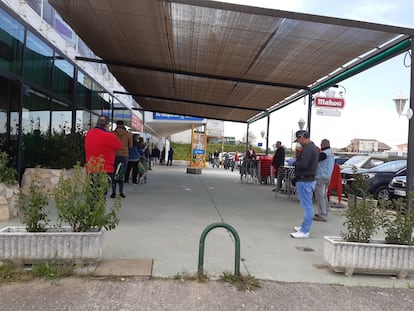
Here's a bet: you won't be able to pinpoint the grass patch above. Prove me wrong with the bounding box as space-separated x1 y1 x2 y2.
31 261 75 279
219 271 261 291
0 261 32 283
172 272 210 282
0 261 75 283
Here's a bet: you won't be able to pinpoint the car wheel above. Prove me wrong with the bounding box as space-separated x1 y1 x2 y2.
375 186 389 201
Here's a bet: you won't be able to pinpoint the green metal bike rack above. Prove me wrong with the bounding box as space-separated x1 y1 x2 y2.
197 222 240 277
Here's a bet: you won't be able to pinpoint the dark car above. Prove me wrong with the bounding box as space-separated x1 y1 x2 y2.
389 175 407 200
342 160 407 200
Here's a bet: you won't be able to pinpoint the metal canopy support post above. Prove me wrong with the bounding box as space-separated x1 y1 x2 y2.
307 93 313 135
266 112 270 154
246 123 250 150
407 37 414 200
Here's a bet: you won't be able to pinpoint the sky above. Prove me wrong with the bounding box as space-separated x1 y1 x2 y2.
218 0 414 150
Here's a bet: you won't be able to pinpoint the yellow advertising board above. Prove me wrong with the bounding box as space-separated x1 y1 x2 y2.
190 125 206 168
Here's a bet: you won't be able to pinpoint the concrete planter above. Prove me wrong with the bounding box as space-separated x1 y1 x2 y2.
0 226 104 264
324 236 414 279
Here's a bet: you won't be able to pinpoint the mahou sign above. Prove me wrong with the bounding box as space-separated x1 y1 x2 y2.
314 97 345 109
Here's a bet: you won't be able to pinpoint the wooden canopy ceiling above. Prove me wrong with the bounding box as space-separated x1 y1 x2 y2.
49 0 414 123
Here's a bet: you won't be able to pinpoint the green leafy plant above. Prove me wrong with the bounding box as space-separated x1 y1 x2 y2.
21 130 85 169
0 151 18 185
219 271 261 291
379 194 414 245
343 189 380 243
31 261 75 279
0 261 75 283
344 166 369 196
17 167 50 232
0 261 32 283
54 157 121 232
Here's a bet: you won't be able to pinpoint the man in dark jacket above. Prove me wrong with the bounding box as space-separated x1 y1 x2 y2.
291 130 318 239
272 141 285 191
167 147 174 166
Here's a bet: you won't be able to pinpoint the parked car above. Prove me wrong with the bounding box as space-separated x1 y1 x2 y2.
342 160 406 200
334 156 349 166
340 154 389 171
341 154 406 180
388 175 407 200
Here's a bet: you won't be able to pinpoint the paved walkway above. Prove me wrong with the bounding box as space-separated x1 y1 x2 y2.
95 162 413 288
2 162 414 310
2 162 414 289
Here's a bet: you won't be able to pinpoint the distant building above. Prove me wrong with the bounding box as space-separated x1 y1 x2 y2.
396 143 408 156
347 138 391 153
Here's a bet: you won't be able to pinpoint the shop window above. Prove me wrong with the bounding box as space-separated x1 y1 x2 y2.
24 31 53 89
0 8 24 75
52 53 74 102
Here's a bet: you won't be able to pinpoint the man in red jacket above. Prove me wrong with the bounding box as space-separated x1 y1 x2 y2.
85 115 122 178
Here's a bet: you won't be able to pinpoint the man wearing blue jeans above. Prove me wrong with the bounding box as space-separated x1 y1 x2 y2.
291 130 318 239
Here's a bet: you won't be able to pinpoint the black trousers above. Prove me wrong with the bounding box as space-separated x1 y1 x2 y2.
125 160 139 183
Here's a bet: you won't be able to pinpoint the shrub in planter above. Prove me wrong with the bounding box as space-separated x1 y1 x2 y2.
343 165 369 198
325 187 414 278
16 167 50 232
342 191 380 243
54 157 121 232
342 171 380 243
378 195 414 245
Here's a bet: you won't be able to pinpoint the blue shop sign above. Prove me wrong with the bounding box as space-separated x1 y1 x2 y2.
153 112 203 121
193 150 205 154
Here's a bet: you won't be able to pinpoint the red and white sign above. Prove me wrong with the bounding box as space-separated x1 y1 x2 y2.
131 113 142 131
314 97 345 109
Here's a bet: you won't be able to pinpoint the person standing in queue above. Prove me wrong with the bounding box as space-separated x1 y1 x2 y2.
314 139 334 222
272 141 286 192
124 134 142 184
111 120 132 198
84 115 122 183
167 147 174 166
291 130 319 239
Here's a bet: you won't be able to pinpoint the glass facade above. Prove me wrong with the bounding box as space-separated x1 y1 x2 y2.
0 5 131 182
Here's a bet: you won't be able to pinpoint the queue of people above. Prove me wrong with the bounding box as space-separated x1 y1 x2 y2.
84 115 169 199
85 115 334 239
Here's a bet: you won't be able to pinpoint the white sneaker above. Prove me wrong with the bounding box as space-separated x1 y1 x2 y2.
294 226 301 232
290 231 309 239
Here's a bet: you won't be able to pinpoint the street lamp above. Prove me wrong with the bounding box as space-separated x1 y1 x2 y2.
393 93 413 207
333 84 347 97
393 93 413 119
298 118 306 130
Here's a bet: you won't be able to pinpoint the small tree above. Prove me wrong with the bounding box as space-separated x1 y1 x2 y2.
379 195 414 245
17 167 50 232
344 166 369 196
342 172 380 243
54 157 121 232
342 193 380 243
